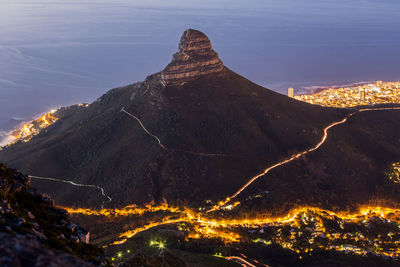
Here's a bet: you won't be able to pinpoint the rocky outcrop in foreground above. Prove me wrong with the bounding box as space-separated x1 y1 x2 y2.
0 163 106 266
0 232 93 267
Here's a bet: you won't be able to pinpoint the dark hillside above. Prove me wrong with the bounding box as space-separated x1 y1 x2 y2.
3 30 396 212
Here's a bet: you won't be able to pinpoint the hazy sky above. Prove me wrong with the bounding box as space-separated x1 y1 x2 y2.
1 0 400 125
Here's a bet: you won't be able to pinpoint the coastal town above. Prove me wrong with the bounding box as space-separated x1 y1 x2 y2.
291 81 400 108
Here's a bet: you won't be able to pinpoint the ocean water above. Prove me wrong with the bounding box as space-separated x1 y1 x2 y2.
1 0 400 127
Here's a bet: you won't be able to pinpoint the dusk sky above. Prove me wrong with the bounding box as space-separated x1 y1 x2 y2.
1 0 400 125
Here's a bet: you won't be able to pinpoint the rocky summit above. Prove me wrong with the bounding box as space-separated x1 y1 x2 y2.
160 29 225 85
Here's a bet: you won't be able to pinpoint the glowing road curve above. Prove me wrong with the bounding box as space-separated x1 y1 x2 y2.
209 106 400 212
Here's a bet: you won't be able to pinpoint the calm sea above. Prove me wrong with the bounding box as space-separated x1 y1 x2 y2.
1 0 400 129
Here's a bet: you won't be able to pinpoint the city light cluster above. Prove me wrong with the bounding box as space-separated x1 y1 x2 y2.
67 204 400 259
246 207 400 258
9 111 58 144
3 103 89 148
293 81 400 108
388 162 400 184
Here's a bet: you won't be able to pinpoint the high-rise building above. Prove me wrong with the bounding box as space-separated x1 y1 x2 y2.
288 87 294 98
360 90 365 100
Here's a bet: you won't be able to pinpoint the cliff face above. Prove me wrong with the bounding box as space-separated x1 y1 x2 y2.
0 164 106 266
160 29 225 85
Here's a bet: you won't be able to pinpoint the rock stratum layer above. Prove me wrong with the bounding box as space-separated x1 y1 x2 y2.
160 29 225 85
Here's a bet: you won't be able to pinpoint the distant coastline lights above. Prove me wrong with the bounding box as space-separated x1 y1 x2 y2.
288 81 400 107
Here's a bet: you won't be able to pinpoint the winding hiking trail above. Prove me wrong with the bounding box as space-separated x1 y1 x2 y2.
208 106 400 212
121 107 226 157
121 107 167 150
29 175 112 203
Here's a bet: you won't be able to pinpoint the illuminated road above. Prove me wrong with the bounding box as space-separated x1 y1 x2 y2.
237 254 270 267
209 106 400 212
225 256 257 267
110 218 189 246
224 253 270 267
29 175 112 203
220 253 270 267
121 107 226 157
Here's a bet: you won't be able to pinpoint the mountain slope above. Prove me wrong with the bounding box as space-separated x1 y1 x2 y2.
239 106 400 213
0 29 385 210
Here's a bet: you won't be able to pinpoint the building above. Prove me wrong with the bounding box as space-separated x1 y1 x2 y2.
360 90 366 100
288 87 294 98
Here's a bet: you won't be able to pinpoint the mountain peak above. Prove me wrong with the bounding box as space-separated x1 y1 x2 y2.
161 29 225 85
178 29 213 55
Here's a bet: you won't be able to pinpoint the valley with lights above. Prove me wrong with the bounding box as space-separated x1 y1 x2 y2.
2 28 400 266
24 105 400 265
3 88 400 266
2 89 400 266
64 203 400 265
